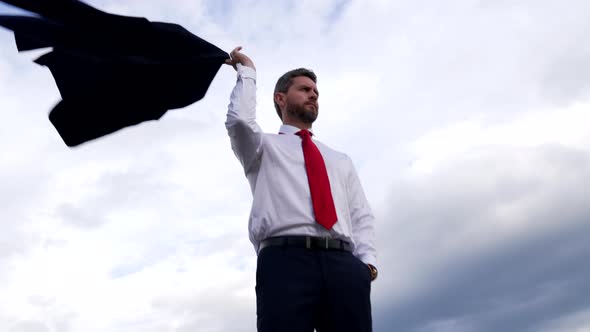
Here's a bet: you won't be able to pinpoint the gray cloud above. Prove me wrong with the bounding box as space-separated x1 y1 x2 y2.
373 144 590 332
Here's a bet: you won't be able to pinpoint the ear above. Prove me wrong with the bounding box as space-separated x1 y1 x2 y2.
274 92 286 111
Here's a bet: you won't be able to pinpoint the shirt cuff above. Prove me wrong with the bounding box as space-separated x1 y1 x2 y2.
358 253 377 267
237 63 257 81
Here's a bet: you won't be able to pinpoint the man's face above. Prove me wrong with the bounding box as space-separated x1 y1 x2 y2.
284 76 319 124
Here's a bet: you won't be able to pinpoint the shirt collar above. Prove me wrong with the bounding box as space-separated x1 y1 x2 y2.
279 124 314 135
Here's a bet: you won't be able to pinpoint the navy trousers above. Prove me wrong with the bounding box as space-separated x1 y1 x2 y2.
255 246 372 332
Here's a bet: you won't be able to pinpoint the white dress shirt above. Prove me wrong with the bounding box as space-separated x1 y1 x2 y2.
225 64 377 266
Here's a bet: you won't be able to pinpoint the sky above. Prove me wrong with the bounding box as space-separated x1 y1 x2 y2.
1 0 590 331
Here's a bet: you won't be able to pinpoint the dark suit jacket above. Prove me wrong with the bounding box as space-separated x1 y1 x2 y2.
0 0 228 146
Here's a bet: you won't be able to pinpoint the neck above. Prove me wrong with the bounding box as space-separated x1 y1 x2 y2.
282 119 312 130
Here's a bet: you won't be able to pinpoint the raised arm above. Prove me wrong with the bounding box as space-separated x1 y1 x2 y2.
225 47 263 173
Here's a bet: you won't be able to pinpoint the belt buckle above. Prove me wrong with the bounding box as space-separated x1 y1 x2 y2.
306 236 311 249
325 237 329 249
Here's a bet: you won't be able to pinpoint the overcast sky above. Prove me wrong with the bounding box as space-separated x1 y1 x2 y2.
1 0 590 331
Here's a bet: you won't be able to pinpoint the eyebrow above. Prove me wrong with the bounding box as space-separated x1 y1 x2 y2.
298 83 319 96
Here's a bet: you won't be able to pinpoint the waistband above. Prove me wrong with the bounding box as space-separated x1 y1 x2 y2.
259 236 352 252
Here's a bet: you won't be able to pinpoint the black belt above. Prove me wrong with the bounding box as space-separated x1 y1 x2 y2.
259 236 352 252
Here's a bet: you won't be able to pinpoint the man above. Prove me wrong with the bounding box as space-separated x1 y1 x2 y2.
225 47 377 332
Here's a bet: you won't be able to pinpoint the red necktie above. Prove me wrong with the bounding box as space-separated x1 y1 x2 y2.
296 129 338 229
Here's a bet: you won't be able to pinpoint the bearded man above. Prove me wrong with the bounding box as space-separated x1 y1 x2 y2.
225 47 378 332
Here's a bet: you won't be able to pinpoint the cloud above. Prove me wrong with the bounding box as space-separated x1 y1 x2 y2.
1 0 590 331
9 321 50 332
371 104 590 332
538 308 590 332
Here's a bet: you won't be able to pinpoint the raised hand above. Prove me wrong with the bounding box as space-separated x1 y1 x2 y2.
225 46 256 71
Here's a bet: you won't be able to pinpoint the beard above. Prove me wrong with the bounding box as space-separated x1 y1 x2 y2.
286 102 318 124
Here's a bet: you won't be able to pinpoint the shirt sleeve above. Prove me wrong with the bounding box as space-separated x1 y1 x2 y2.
346 156 378 267
225 64 263 173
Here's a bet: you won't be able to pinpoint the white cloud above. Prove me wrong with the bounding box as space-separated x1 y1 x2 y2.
408 102 590 175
